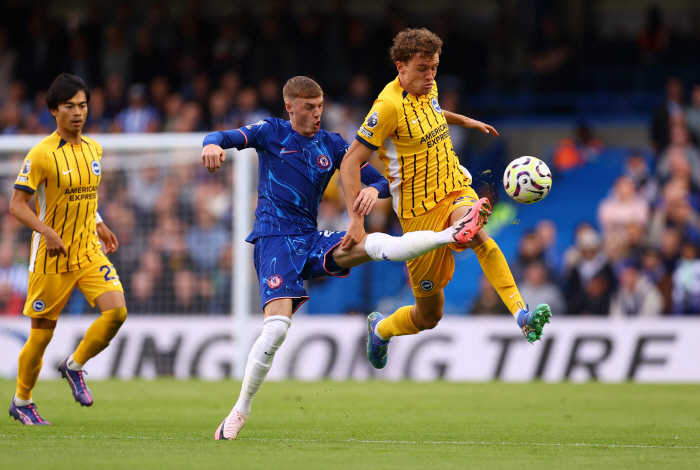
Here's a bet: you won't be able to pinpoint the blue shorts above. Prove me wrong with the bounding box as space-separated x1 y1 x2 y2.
253 230 350 313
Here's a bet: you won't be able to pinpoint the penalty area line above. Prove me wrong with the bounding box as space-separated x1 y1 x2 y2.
0 435 697 449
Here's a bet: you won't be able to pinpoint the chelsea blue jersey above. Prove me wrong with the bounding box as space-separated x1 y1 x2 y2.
203 118 389 242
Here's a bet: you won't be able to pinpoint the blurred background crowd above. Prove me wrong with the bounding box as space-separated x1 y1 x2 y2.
0 0 699 316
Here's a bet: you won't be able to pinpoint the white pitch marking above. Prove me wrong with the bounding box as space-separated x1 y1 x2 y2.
0 435 697 449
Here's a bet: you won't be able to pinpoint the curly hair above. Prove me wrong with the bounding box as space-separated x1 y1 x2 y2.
389 28 443 63
283 76 323 102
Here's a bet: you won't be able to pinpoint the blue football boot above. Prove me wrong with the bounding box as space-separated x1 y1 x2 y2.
58 358 93 406
366 312 390 369
9 399 51 425
516 303 552 343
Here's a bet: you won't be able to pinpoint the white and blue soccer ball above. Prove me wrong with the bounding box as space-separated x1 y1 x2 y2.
503 156 552 204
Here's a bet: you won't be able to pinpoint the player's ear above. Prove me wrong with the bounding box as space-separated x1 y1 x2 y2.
284 100 293 115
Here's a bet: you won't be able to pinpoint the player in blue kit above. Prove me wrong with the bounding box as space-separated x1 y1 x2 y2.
201 76 489 440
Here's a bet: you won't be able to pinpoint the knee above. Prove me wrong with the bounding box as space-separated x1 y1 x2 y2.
263 316 291 348
104 307 128 327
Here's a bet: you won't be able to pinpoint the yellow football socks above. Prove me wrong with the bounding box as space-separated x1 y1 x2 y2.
73 307 127 365
377 305 421 339
474 239 524 315
16 328 54 400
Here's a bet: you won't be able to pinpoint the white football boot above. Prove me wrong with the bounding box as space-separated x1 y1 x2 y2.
214 410 248 440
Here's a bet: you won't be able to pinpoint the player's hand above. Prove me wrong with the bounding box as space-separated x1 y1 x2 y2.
96 222 119 254
463 117 499 136
353 187 379 216
41 228 67 257
202 144 226 173
340 218 366 250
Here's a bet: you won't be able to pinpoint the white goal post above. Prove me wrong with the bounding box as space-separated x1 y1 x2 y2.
0 133 255 380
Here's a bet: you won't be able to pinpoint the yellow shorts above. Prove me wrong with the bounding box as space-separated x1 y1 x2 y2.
400 187 480 297
23 260 124 321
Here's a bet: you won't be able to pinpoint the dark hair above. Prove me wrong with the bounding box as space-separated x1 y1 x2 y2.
46 73 90 110
390 28 443 63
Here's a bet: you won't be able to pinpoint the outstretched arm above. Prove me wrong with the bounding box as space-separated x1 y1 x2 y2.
340 140 375 249
443 110 499 136
201 129 249 173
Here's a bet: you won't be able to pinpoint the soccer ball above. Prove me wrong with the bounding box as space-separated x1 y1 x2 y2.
503 157 552 204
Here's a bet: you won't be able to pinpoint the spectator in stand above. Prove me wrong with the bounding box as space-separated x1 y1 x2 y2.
227 87 268 129
650 77 684 153
83 87 111 133
552 124 605 171
658 227 683 273
101 25 132 84
128 270 159 314
686 83 700 144
609 259 664 318
173 101 204 132
104 73 126 120
624 151 659 203
149 76 171 117
598 176 649 237
113 83 160 133
637 6 671 67
218 71 241 106
510 231 552 284
534 219 560 274
170 270 209 314
648 179 700 247
206 90 232 131
519 261 566 315
258 77 285 119
469 276 511 315
656 124 700 190
185 205 229 273
641 247 673 312
567 228 616 315
671 241 700 314
529 13 574 93
0 243 28 315
0 29 17 103
161 93 185 132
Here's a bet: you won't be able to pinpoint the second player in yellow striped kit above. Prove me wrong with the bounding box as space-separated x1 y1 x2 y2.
340 28 552 369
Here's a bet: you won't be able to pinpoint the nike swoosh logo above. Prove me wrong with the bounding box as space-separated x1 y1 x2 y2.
280 147 297 154
412 119 418 123
264 352 274 356
509 292 520 299
63 169 74 175
113 281 121 285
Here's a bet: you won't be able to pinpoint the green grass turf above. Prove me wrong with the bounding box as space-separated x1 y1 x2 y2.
1 380 699 469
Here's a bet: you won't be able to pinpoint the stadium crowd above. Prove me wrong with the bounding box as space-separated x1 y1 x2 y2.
0 1 699 315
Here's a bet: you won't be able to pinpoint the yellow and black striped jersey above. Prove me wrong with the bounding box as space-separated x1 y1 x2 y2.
356 77 470 219
14 131 106 274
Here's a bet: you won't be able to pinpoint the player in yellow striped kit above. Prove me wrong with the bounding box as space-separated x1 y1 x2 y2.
8 74 127 425
340 28 551 369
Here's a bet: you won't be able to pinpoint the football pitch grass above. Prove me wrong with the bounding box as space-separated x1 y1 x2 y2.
1 380 698 469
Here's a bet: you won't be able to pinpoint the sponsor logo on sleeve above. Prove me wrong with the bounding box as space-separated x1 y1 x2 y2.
359 127 373 139
366 111 379 128
16 176 28 183
21 160 31 175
